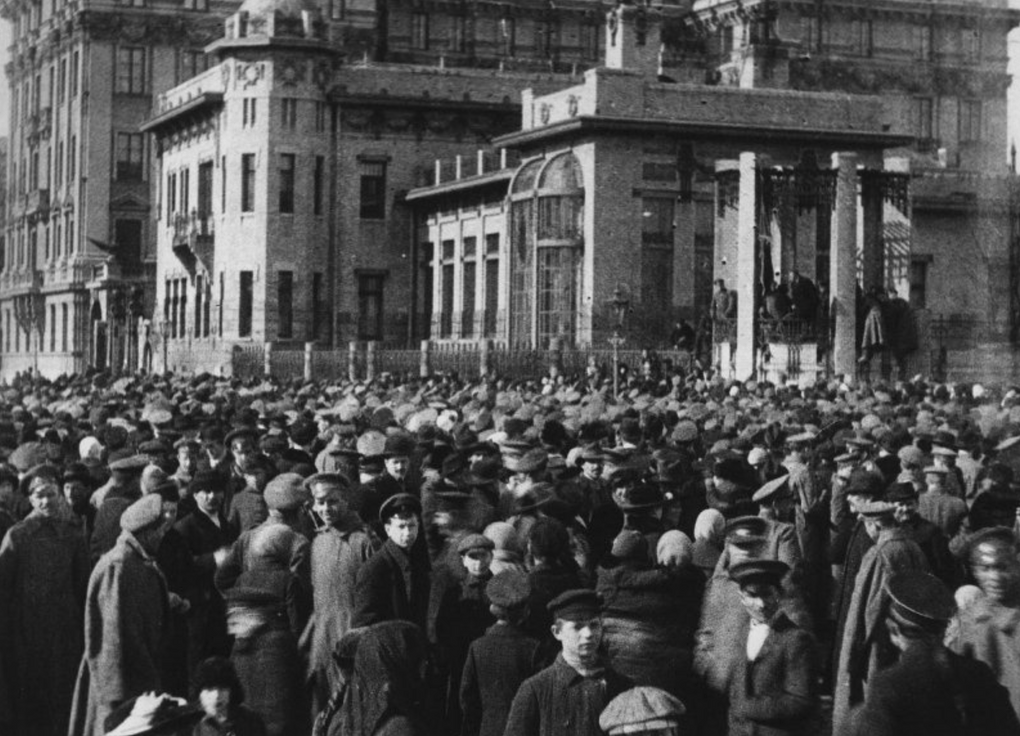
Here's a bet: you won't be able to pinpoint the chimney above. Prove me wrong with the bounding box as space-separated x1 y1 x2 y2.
605 1 662 76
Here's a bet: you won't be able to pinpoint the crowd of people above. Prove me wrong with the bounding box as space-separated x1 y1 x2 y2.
1 363 1020 736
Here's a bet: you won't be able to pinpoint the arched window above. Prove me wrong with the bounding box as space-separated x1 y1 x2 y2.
508 152 585 348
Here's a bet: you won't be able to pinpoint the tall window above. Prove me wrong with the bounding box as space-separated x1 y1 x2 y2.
221 156 227 212
358 274 384 340
915 97 934 142
359 160 386 219
852 19 872 57
449 15 467 53
411 12 429 50
61 303 68 351
239 271 253 337
180 167 190 214
440 240 454 338
168 172 177 213
68 135 76 181
641 197 675 309
313 156 324 215
56 140 64 187
963 27 981 63
909 259 928 308
115 47 147 94
49 305 56 351
194 274 204 338
114 219 143 275
484 236 500 337
330 0 343 20
281 98 297 130
241 153 256 212
582 23 599 61
277 270 293 338
278 153 295 213
177 49 208 84
70 51 79 97
197 161 213 218
311 272 324 341
959 99 982 142
500 17 515 55
535 20 558 58
462 237 476 338
243 98 257 127
914 23 932 61
58 58 67 103
115 132 144 180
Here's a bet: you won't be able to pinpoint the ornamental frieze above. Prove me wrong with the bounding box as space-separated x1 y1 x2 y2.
339 105 507 142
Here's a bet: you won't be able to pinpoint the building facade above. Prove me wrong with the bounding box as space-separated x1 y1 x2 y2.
0 0 238 379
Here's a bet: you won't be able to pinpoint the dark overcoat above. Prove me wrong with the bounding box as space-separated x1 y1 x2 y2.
459 623 542 736
0 513 89 736
352 538 431 632
726 614 818 736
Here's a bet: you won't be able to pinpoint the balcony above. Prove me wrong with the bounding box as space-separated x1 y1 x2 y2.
25 188 49 218
171 210 215 273
26 106 52 143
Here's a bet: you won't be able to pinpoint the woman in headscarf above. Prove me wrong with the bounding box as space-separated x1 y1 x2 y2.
336 621 431 736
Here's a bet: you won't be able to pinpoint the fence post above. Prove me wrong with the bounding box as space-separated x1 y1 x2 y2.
479 339 491 378
348 341 359 382
264 342 273 378
549 337 563 380
366 341 378 382
420 340 431 379
303 342 314 382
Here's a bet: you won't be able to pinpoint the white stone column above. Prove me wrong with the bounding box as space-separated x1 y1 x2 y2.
830 152 859 379
735 152 757 378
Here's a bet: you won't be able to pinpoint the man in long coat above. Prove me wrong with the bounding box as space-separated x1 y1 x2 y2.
0 466 89 736
832 501 928 736
68 494 173 736
304 473 377 709
947 527 1020 721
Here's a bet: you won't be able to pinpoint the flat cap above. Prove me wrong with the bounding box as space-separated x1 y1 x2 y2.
845 468 885 498
224 427 259 446
752 474 791 503
968 527 1018 562
931 446 957 458
834 452 857 464
504 447 548 474
382 433 416 458
672 420 699 443
109 454 149 473
897 446 926 467
303 473 350 492
858 500 897 518
729 559 789 588
886 571 956 631
547 589 601 621
599 686 686 735
923 465 949 475
120 493 166 533
379 492 421 522
486 569 531 609
457 533 495 555
785 431 817 446
747 447 769 467
725 515 768 547
264 472 310 510
138 439 171 454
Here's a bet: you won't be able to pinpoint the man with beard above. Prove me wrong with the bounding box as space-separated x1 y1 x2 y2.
948 527 1020 721
0 465 90 736
504 589 630 736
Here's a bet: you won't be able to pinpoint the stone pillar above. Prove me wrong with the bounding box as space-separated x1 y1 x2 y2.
303 341 314 382
366 340 377 382
548 337 563 379
830 152 859 380
479 338 491 378
734 152 758 378
861 172 884 294
264 341 273 377
420 339 431 379
348 340 358 381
